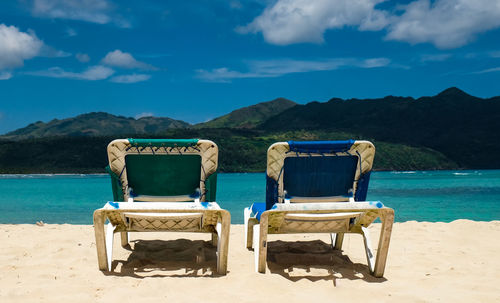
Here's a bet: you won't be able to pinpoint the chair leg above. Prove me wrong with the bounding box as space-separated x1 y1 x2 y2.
93 211 108 271
120 232 129 247
216 211 230 275
257 214 268 273
253 224 260 272
106 223 116 271
361 226 375 274
215 222 221 268
330 233 344 250
246 220 258 249
244 207 251 248
373 210 395 278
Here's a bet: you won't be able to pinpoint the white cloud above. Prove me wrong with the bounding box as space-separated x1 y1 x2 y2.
0 24 43 70
196 57 390 82
110 73 151 83
28 65 114 80
386 0 500 49
237 0 388 45
102 50 157 70
196 68 264 83
0 71 12 80
135 112 154 119
240 0 500 49
76 53 90 62
32 0 112 24
472 67 500 74
361 58 391 68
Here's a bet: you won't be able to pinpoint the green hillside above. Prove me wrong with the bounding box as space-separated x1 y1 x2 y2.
2 112 190 140
194 98 296 129
260 88 500 168
0 129 458 173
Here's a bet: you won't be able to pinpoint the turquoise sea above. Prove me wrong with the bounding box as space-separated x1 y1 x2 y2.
0 170 499 224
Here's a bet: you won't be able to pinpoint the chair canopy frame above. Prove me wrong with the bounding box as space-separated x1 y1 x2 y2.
107 139 218 202
265 140 375 209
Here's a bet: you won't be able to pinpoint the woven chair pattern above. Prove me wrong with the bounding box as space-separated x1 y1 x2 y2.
128 216 202 231
278 217 350 233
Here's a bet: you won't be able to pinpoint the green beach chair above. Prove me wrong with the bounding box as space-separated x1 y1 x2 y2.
244 140 394 277
93 138 230 275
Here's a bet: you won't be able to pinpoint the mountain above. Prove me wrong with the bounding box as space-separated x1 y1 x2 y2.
0 87 498 173
194 98 296 129
2 112 190 140
260 87 500 168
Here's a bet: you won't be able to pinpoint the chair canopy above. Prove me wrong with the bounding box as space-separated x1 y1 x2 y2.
106 138 218 202
265 140 375 209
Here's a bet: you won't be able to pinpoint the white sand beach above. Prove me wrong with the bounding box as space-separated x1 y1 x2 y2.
1 220 499 302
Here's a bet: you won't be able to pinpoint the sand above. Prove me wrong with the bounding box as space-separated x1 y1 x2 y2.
1 220 499 302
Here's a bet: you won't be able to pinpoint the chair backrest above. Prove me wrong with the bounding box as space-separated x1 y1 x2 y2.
265 140 375 209
125 154 201 197
106 138 218 202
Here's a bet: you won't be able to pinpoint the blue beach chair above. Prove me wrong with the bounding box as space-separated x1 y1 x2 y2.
244 140 394 277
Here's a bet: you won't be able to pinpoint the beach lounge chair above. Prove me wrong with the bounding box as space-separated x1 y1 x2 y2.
93 139 230 275
244 140 394 277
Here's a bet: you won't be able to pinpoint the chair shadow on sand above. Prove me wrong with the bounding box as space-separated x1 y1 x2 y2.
107 238 223 278
265 240 387 285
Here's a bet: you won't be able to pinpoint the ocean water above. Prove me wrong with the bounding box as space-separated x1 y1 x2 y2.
0 170 499 224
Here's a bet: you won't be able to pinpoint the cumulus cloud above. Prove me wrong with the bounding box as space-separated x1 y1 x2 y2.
240 0 500 49
237 0 388 45
76 53 90 62
32 0 112 24
196 57 390 82
102 50 157 70
30 0 131 27
386 0 500 49
110 73 151 83
0 24 43 70
28 65 114 80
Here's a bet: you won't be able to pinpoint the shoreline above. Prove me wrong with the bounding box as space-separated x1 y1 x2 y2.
1 218 500 226
0 168 496 178
1 220 499 302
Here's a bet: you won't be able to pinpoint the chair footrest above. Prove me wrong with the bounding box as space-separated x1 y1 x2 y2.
123 212 203 231
284 212 361 221
279 212 361 233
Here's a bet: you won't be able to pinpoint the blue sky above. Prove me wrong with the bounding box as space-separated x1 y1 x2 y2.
0 0 499 134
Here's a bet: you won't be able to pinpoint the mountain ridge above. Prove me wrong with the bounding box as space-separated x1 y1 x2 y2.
1 87 499 171
259 88 500 168
193 97 296 129
3 112 190 140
